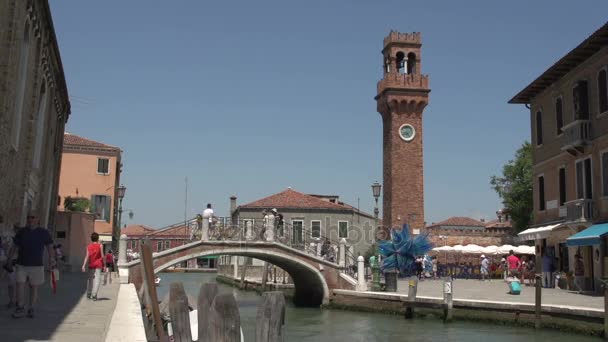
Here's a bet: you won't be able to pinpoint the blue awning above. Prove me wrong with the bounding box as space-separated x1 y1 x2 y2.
566 223 608 247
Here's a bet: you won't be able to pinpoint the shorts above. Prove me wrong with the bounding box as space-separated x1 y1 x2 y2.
16 265 44 286
7 271 16 285
509 269 520 277
481 268 489 275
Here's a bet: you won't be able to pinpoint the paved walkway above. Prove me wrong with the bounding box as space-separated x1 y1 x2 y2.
0 272 120 342
395 278 603 310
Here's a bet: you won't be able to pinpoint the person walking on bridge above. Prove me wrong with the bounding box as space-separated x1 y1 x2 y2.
201 203 214 241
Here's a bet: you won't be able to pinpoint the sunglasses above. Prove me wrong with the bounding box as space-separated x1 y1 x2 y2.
27 216 36 219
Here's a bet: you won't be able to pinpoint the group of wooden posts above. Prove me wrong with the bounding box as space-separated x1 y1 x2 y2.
402 274 554 328
403 277 453 321
137 241 286 342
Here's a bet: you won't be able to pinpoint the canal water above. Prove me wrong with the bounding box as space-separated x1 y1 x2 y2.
157 272 595 342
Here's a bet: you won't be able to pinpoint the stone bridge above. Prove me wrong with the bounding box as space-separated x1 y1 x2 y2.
118 239 357 306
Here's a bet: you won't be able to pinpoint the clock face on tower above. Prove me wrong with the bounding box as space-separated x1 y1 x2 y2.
399 124 416 142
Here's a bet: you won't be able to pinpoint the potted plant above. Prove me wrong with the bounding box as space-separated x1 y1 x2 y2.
63 196 90 213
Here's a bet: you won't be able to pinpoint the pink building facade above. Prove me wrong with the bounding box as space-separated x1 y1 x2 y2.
58 133 122 243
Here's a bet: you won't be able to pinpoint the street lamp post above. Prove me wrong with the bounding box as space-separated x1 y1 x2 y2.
114 185 126 253
371 182 382 291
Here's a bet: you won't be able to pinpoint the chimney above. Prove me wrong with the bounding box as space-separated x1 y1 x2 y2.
230 196 237 216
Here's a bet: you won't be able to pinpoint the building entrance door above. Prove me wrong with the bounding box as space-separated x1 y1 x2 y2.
292 220 303 246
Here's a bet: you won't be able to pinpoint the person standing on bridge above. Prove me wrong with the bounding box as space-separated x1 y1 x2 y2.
264 209 275 241
201 203 214 241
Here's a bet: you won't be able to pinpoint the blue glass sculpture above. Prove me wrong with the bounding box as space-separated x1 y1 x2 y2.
379 224 433 274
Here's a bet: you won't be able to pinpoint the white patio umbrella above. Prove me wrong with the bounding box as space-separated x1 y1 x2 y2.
433 245 454 252
496 244 516 255
452 245 464 252
462 244 483 254
481 245 499 255
514 245 535 255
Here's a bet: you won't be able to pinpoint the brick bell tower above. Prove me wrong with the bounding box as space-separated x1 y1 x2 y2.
375 31 430 232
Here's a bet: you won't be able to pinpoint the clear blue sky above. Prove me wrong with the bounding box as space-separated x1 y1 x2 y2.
49 1 608 228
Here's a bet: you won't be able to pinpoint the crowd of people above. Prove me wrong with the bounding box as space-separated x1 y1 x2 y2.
0 213 118 319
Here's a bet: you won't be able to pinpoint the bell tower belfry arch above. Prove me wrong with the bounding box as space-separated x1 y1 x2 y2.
375 31 430 232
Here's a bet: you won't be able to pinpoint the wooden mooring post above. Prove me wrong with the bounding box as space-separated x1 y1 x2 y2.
256 292 286 342
209 293 241 341
443 277 453 322
169 282 192 342
165 282 287 342
535 274 542 329
404 277 418 319
198 283 218 342
141 242 166 341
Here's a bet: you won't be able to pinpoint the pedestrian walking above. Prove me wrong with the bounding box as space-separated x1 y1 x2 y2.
432 257 438 279
506 250 521 278
105 250 115 273
500 257 507 280
480 255 490 281
82 232 105 301
201 203 214 241
320 238 331 260
542 249 554 288
574 253 585 292
7 214 56 318
415 256 423 279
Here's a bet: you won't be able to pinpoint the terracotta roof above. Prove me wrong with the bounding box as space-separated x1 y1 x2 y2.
426 217 486 229
95 226 113 235
121 224 154 236
509 21 608 104
484 219 513 229
147 224 190 237
63 133 120 153
239 188 352 210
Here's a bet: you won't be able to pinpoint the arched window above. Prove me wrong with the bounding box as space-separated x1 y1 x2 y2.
536 111 543 146
11 21 31 150
555 97 563 135
407 52 417 74
599 68 608 114
32 82 48 169
396 52 405 74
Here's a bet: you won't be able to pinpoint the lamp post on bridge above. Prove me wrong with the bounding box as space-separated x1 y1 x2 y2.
114 185 126 254
372 182 382 291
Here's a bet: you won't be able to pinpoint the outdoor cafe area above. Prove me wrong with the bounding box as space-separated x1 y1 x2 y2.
429 244 535 279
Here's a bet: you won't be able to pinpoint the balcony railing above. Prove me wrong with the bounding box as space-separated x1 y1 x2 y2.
565 198 594 222
561 120 591 153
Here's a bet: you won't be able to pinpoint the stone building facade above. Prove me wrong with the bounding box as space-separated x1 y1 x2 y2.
425 215 514 247
510 21 608 293
0 0 70 234
375 31 430 232
230 188 377 257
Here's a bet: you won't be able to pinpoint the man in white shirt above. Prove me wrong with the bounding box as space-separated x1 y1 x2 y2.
201 204 214 241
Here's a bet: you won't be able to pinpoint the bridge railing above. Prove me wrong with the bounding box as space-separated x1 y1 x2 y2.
127 216 359 277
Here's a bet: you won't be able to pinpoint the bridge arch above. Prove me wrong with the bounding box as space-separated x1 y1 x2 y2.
152 247 331 307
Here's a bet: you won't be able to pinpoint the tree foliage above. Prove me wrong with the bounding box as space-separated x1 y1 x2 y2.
64 196 90 213
490 141 533 233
